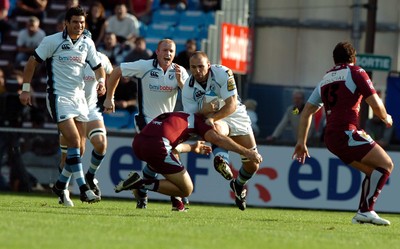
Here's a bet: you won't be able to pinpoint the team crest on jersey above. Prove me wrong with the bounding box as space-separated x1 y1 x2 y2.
61 44 71 50
79 45 84 51
150 71 159 78
194 88 205 102
227 78 236 91
168 74 175 80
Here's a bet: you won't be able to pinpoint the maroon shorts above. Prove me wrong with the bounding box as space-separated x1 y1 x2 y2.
324 129 376 164
132 135 185 174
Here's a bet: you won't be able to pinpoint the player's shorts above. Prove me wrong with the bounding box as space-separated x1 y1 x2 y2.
87 104 103 122
324 129 376 164
46 91 89 123
132 135 185 174
223 106 253 136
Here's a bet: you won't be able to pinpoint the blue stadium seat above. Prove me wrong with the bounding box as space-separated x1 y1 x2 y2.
178 10 205 27
187 0 201 10
145 24 173 38
145 37 161 52
171 25 197 40
203 11 216 27
152 9 180 26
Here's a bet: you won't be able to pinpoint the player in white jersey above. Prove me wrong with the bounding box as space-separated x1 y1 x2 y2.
182 51 260 211
19 6 106 205
58 52 113 206
103 39 189 210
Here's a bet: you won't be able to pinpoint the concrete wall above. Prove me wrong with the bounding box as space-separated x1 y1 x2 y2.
251 0 400 92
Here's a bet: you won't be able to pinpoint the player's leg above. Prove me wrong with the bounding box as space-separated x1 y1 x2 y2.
212 120 233 180
85 120 107 196
56 119 100 203
115 169 192 211
55 134 74 206
132 164 157 209
229 133 259 211
350 144 393 225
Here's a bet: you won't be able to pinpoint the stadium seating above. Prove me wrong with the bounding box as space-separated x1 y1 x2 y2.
152 9 180 26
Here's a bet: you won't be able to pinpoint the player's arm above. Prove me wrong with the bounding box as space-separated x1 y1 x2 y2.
94 66 106 96
103 66 122 113
365 93 392 127
205 95 236 125
204 129 262 163
19 55 39 106
174 141 212 154
292 102 320 164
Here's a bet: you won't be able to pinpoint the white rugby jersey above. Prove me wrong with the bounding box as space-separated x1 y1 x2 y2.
84 53 113 109
34 29 102 98
120 59 189 122
182 64 248 122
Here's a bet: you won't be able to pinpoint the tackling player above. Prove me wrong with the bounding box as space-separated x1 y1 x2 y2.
113 111 263 211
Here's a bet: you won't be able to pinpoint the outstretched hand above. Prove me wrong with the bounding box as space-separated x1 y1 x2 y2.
192 141 212 155
292 143 310 164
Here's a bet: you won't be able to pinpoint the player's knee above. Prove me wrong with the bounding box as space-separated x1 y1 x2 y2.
88 128 107 151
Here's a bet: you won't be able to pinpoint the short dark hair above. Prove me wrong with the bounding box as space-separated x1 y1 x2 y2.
65 6 87 22
333 41 356 64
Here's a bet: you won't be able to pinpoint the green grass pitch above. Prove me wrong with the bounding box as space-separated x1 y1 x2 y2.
0 192 399 249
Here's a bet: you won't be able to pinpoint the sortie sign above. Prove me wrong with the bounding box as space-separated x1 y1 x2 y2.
356 54 391 71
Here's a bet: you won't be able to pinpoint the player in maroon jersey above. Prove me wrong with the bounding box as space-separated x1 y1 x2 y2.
292 41 394 225
114 111 263 211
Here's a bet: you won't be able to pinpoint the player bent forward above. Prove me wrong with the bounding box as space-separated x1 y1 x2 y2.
114 112 262 211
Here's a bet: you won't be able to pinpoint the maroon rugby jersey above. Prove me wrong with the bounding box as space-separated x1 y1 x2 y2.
308 63 376 132
139 112 213 148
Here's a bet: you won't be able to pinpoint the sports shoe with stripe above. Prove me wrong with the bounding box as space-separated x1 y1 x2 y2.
80 189 101 203
352 211 390 226
85 174 101 197
114 171 142 193
52 185 74 207
230 180 247 211
214 155 233 180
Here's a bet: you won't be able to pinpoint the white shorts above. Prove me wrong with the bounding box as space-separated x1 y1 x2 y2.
87 105 103 122
223 105 253 136
47 93 89 123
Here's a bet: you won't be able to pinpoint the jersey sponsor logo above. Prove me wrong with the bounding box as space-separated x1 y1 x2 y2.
61 44 71 50
59 55 83 63
83 75 95 82
227 78 236 91
226 69 233 77
150 71 159 78
149 84 175 92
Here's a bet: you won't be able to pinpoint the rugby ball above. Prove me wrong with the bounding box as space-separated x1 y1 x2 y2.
199 91 225 111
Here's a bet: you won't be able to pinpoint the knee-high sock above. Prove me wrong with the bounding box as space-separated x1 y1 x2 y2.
65 148 86 188
236 167 254 187
358 167 390 212
87 149 105 176
212 145 230 163
55 164 72 190
139 164 158 195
